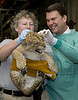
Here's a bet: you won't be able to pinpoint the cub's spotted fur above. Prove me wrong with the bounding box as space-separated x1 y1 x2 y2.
10 31 57 95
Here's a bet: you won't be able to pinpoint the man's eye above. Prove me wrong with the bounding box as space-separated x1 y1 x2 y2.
47 20 50 22
52 17 56 20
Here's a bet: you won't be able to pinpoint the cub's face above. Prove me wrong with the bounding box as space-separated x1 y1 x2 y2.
22 31 46 54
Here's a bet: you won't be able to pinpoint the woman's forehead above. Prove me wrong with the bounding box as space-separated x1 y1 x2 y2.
18 17 34 23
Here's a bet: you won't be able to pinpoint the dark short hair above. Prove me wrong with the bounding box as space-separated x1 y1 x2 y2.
46 3 67 17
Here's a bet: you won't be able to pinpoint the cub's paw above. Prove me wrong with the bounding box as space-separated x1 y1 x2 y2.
22 76 43 95
21 67 27 75
10 71 24 90
49 64 58 74
16 59 26 70
37 71 45 78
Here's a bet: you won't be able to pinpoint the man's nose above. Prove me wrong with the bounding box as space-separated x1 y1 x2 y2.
49 20 54 25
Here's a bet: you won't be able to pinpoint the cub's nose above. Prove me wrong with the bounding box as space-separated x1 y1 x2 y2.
44 46 46 48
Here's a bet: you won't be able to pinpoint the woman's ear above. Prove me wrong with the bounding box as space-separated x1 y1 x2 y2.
14 26 18 32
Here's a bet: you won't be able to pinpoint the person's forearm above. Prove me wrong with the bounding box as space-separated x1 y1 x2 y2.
52 39 78 63
0 38 19 61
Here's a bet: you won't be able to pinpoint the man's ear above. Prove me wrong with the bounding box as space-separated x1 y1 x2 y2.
63 15 67 23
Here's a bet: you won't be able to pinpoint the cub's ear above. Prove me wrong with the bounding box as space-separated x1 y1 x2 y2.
22 39 29 46
38 33 46 40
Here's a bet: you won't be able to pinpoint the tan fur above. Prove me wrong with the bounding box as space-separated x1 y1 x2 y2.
10 31 57 95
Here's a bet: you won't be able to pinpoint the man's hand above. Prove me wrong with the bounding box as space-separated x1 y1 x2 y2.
38 29 57 46
17 29 30 44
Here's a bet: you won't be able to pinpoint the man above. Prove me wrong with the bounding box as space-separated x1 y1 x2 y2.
38 3 78 100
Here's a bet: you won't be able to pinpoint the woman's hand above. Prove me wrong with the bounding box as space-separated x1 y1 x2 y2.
17 29 30 44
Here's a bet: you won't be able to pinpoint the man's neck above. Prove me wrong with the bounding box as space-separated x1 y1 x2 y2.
63 26 71 34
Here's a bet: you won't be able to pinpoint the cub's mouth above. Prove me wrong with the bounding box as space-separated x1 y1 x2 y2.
35 49 42 53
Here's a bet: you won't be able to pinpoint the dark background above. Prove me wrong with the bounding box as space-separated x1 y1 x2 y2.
0 0 73 41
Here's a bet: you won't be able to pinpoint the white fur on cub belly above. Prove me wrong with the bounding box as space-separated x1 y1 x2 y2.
23 75 42 89
24 51 43 60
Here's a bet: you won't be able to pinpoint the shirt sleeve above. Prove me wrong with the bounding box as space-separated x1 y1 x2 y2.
50 39 78 63
0 39 12 47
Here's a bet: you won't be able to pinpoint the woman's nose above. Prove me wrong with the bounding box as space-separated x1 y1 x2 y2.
26 24 30 29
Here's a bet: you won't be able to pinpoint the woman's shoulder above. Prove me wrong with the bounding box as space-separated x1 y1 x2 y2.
0 39 13 47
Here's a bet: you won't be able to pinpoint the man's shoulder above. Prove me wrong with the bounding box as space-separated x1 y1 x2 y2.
71 29 78 34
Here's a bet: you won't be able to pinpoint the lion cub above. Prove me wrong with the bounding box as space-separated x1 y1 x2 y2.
10 31 57 95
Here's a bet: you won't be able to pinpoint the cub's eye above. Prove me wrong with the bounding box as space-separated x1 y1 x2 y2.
24 42 29 46
35 42 40 46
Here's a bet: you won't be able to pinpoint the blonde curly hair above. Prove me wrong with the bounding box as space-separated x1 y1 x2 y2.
10 10 38 35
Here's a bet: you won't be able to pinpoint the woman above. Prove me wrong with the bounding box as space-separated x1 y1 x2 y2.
0 10 40 100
